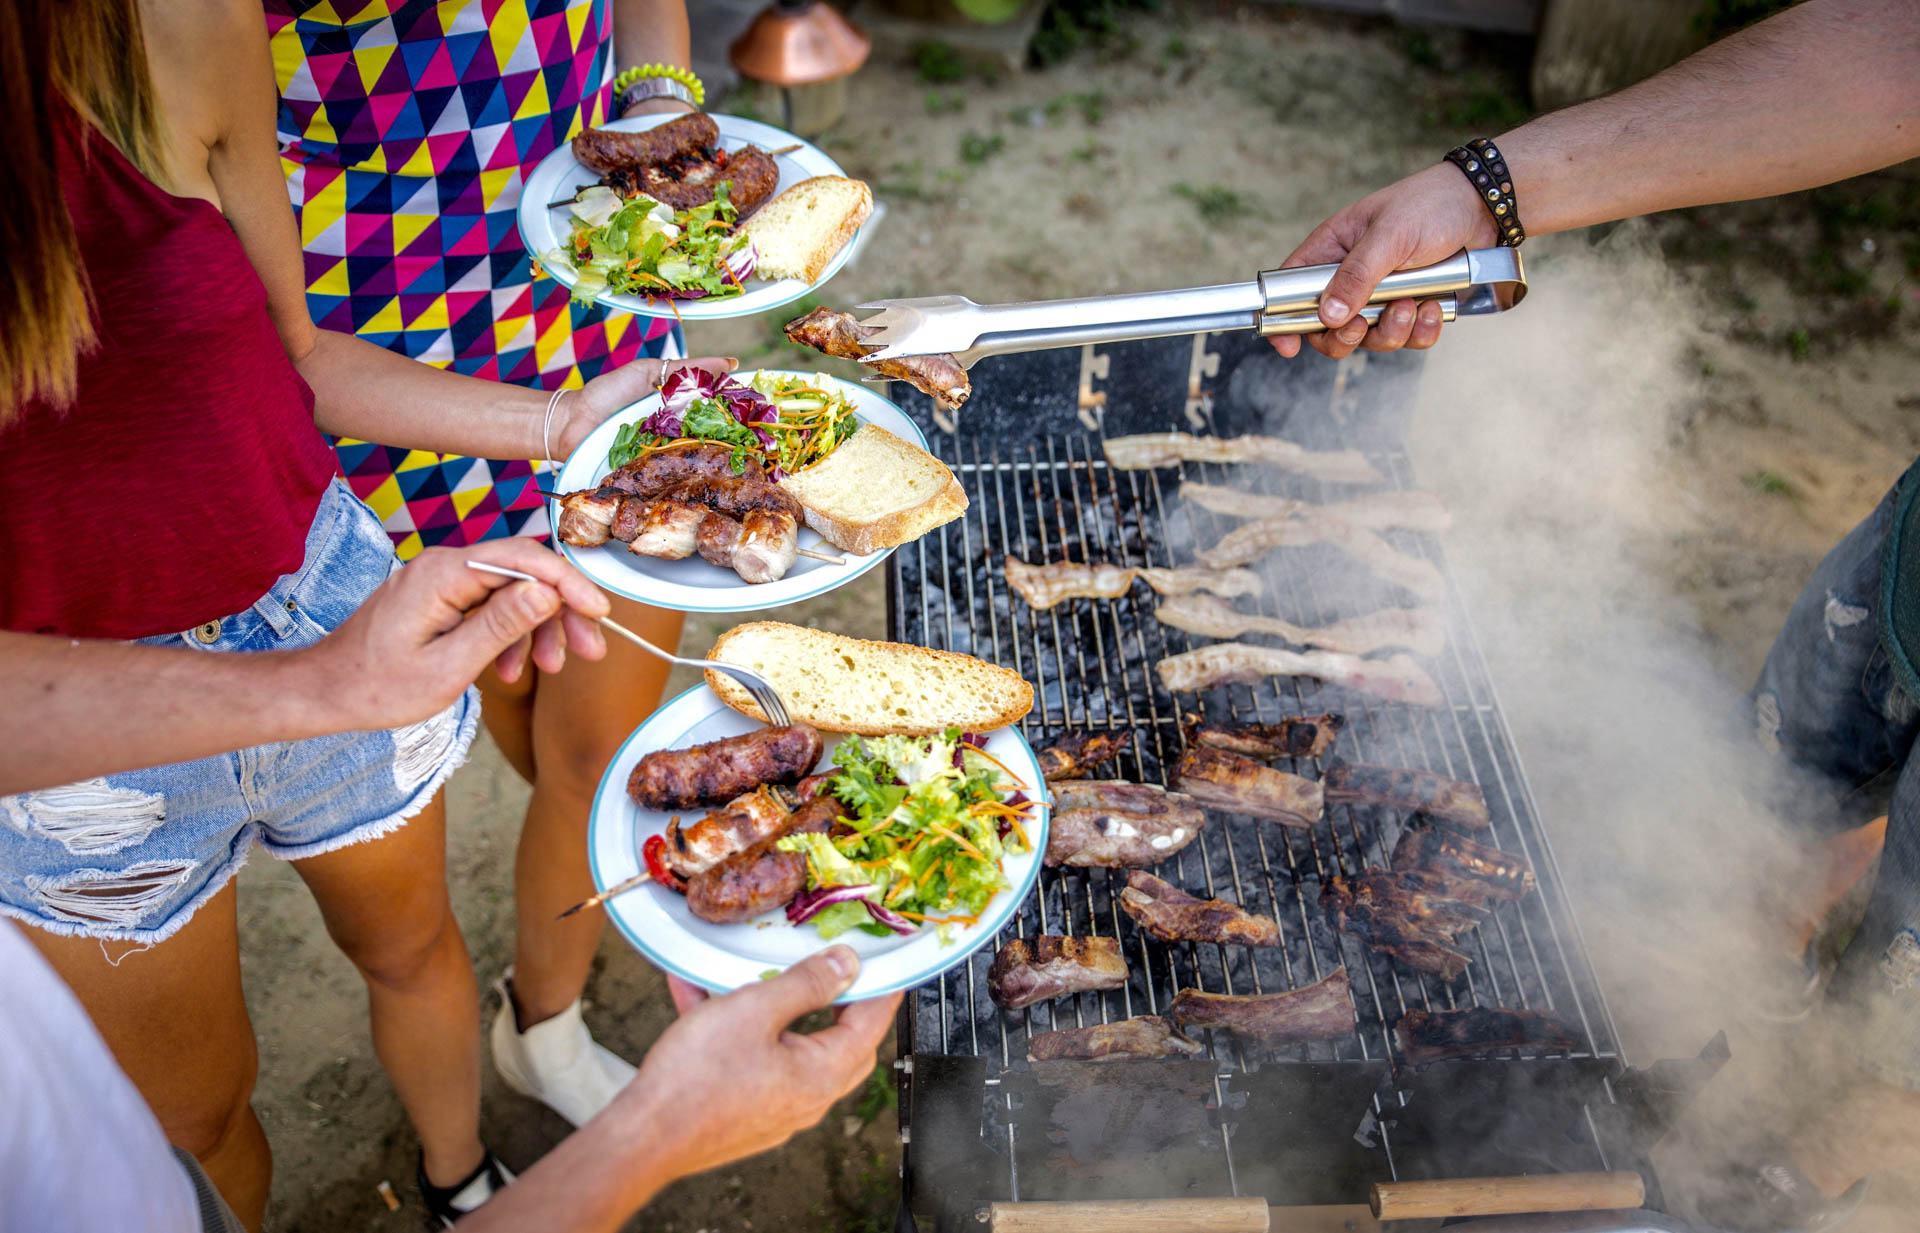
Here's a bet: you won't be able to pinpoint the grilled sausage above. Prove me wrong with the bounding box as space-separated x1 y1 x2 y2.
639 146 781 220
664 472 803 521
571 113 719 175
630 724 823 812
605 443 762 498
685 794 847 924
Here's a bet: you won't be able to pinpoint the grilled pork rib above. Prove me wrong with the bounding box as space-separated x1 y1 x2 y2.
1155 594 1445 658
1156 643 1444 709
628 724 823 811
1036 731 1132 781
987 935 1129 1010
1004 556 1262 610
1044 781 1208 868
1323 763 1490 831
1168 968 1357 1044
1173 745 1323 828
1101 433 1382 485
1118 871 1280 948
782 308 971 412
1178 482 1453 534
1394 1007 1581 1063
1392 821 1533 905
1182 712 1343 761
1198 516 1444 601
1321 871 1485 981
1028 1015 1203 1062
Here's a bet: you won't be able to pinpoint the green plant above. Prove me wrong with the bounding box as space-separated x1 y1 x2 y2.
1174 182 1255 224
960 131 1005 164
913 39 967 84
1786 328 1811 361
1031 0 1159 67
1743 469 1796 498
1398 28 1441 70
925 89 965 116
1162 34 1188 60
853 1064 898 1126
1071 138 1101 162
1043 90 1106 125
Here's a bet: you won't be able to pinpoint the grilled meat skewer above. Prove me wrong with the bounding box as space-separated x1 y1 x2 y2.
1157 643 1444 709
783 308 971 412
1173 746 1323 829
1102 432 1382 485
1028 1016 1203 1062
1178 481 1453 534
1036 730 1132 781
661 785 793 880
1155 594 1446 658
987 935 1129 1010
1168 968 1357 1044
1004 556 1261 609
1183 712 1343 761
1044 781 1208 868
1321 871 1485 980
1392 820 1533 905
1118 871 1280 948
1323 762 1490 831
1395 1007 1581 1064
628 724 823 811
684 793 847 924
554 486 802 583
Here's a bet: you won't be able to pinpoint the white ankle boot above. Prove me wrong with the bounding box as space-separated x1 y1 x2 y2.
489 972 636 1127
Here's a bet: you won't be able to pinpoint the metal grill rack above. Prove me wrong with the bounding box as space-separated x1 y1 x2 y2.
884 336 1630 1225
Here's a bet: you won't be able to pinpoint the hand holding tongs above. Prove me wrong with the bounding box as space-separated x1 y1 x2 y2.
854 247 1526 368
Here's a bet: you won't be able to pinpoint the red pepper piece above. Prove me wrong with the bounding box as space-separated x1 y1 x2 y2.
643 833 686 892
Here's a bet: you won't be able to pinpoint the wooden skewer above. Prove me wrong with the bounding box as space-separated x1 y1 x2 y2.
767 143 803 157
557 869 652 919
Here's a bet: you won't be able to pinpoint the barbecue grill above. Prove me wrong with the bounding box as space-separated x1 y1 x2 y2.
872 334 1729 1232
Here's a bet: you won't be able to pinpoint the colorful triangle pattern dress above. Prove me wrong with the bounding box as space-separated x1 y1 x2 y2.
267 0 677 558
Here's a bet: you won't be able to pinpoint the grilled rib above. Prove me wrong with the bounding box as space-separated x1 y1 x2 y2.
987 935 1129 1010
1321 871 1484 981
1392 820 1533 905
1323 762 1490 831
1156 643 1444 709
1044 781 1208 868
1395 1007 1581 1064
1036 730 1132 781
1155 594 1446 658
1198 516 1444 601
1167 968 1357 1044
1178 482 1453 534
1118 870 1280 948
1027 1015 1203 1062
1172 745 1322 829
1183 712 1343 761
783 308 971 412
628 724 823 811
1102 432 1382 485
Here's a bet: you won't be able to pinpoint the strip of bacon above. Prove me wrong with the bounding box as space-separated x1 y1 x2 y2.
1004 556 1262 609
1198 515 1444 601
1102 432 1382 485
1156 643 1444 708
1179 482 1452 534
1155 594 1445 657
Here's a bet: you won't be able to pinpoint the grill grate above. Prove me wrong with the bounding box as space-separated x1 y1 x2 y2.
886 336 1625 1211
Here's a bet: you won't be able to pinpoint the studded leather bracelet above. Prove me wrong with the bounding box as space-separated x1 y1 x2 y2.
1444 137 1525 247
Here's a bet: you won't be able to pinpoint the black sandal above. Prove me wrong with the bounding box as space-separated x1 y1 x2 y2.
418 1148 514 1228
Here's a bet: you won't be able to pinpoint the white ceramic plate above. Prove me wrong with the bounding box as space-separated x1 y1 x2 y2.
589 686 1048 1004
520 112 860 320
551 370 923 612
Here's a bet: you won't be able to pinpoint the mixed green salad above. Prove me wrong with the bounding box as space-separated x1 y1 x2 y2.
779 730 1036 941
546 184 755 306
606 368 859 479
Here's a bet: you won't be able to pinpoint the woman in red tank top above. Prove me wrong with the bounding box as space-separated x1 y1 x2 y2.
0 2 728 1224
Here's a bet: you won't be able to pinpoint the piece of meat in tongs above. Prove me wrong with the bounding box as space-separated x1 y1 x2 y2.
1322 762 1490 831
627 724 823 811
1173 745 1323 829
1118 870 1279 948
683 793 848 925
1321 871 1485 981
987 935 1129 1010
1156 643 1444 709
1044 780 1208 868
1391 819 1533 906
1183 711 1343 761
660 785 794 881
1028 1015 1203 1062
783 308 970 412
1168 968 1357 1045
1036 730 1132 781
1394 1006 1581 1064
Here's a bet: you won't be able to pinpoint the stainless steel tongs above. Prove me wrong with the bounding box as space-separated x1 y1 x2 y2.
855 247 1527 368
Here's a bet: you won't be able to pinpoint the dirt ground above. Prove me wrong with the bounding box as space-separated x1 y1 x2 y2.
240 5 1920 1230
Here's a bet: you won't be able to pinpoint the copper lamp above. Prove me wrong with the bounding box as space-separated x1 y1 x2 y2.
729 0 870 136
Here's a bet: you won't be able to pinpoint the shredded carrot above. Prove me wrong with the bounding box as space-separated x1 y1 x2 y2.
961 743 1031 793
894 908 982 927
927 823 987 864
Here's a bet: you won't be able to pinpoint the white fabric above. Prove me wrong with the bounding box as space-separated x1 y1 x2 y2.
0 922 199 1232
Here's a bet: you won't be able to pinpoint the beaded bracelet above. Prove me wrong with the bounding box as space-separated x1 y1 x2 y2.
612 63 705 115
1444 137 1525 247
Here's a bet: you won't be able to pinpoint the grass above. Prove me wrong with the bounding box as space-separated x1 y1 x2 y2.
959 131 1006 164
1174 182 1256 225
1031 0 1159 67
1044 89 1106 125
924 89 965 116
1743 469 1797 500
1162 35 1188 60
912 39 968 84
853 1062 899 1126
1786 328 1811 361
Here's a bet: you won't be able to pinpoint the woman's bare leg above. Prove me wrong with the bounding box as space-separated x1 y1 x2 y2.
476 658 537 785
23 881 270 1229
292 795 484 1187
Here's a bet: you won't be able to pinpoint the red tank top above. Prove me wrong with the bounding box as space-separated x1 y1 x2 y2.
0 102 337 638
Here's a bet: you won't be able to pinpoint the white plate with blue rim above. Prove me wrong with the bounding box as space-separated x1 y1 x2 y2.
588 685 1048 1005
519 112 861 320
550 370 923 612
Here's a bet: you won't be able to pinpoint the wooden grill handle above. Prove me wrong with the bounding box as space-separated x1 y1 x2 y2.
984 1197 1271 1232
1369 1171 1646 1220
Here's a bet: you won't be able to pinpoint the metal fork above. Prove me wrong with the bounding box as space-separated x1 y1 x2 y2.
463 560 792 725
853 247 1526 368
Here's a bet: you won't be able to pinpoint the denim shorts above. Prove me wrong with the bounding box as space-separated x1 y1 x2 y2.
0 479 477 945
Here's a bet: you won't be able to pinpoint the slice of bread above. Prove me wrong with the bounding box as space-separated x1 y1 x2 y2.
738 176 873 283
705 622 1033 736
777 424 968 554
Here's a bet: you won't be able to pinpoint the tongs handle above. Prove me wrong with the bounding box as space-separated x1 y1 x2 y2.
1254 247 1525 335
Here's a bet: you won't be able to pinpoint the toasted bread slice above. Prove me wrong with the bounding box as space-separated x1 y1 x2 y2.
738 176 873 283
704 622 1033 736
776 424 967 554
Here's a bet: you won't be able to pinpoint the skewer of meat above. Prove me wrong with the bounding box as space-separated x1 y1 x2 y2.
1036 730 1132 781
684 793 848 924
1155 594 1446 658
1172 745 1322 828
1198 516 1445 601
1103 432 1383 485
1392 820 1533 905
1004 556 1262 609
1321 871 1485 981
987 935 1129 1009
1182 712 1343 761
554 487 813 582
1167 968 1357 1044
1118 871 1280 948
1394 1006 1581 1064
1044 781 1208 868
1028 1016 1204 1062
1323 763 1490 831
661 785 794 881
627 724 823 811
1179 482 1453 534
784 308 971 412
1157 643 1444 709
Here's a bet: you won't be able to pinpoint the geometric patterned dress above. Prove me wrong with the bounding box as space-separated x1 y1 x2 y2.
266 0 675 557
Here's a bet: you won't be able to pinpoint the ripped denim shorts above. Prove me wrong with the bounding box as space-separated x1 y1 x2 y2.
0 478 477 945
